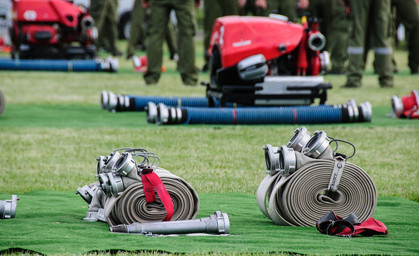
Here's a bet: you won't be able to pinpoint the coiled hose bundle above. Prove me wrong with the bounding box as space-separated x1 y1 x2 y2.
257 127 377 226
148 100 371 125
77 148 199 226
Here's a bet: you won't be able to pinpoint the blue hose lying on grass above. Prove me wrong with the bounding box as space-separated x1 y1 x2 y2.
146 101 371 125
100 91 241 112
0 58 118 72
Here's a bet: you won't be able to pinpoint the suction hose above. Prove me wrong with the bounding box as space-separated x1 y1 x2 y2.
150 101 371 125
0 58 118 72
100 91 242 112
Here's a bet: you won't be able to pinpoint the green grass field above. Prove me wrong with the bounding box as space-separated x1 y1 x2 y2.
0 39 418 255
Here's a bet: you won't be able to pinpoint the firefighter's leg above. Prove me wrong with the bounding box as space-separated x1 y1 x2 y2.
329 0 349 73
174 0 198 85
371 0 394 87
344 0 369 87
126 0 145 59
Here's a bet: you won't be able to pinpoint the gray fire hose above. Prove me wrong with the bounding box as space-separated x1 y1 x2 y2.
77 148 199 226
257 127 377 227
0 195 19 219
110 211 230 235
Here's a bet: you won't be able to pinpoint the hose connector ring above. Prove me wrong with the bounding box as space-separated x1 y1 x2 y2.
287 127 310 152
279 146 296 176
302 131 330 158
264 144 280 175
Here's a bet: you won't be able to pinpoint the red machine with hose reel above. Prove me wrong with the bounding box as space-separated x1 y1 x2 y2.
206 15 330 107
10 0 97 59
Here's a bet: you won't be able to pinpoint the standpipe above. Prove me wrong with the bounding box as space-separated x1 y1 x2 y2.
257 127 377 226
110 211 230 235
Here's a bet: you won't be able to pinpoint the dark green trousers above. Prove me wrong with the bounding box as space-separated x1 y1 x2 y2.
203 0 238 62
329 0 350 72
346 0 393 87
90 0 120 54
267 0 298 22
144 0 197 85
391 0 419 73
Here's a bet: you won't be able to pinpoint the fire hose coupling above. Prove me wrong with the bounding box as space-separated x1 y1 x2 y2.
156 103 185 125
0 195 19 219
146 102 158 123
308 32 326 52
76 185 96 204
333 99 372 123
286 127 311 152
98 57 118 72
391 90 419 118
301 130 331 158
110 211 230 235
264 144 280 175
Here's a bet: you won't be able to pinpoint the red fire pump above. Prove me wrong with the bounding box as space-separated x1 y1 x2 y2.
206 15 331 107
10 0 97 59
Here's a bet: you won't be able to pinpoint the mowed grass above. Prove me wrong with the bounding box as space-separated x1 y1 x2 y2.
0 40 418 204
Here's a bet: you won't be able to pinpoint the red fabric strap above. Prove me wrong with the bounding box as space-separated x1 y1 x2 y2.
141 172 174 221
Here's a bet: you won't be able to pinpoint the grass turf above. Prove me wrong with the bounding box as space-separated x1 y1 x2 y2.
0 191 418 255
0 41 418 255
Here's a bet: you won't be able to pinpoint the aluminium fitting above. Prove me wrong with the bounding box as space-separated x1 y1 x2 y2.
113 152 137 176
279 146 297 176
146 102 158 123
102 151 121 173
0 195 19 219
301 131 330 158
286 127 311 152
100 91 109 110
264 144 280 175
76 185 96 204
110 211 230 235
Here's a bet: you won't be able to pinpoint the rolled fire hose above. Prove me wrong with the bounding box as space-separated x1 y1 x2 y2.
0 58 118 72
149 100 371 125
77 148 199 226
103 168 199 226
0 195 19 219
110 211 230 235
257 128 377 227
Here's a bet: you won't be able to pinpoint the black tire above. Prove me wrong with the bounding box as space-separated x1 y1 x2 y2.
118 11 131 39
0 90 5 116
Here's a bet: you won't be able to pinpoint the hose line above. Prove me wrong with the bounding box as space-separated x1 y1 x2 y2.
257 159 377 227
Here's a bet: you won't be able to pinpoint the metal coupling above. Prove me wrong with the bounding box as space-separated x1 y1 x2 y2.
0 195 19 219
287 127 310 152
302 130 330 158
102 151 121 173
100 91 108 110
110 211 230 235
264 144 280 175
359 101 372 122
308 32 326 51
113 152 137 176
279 146 296 176
76 185 96 204
146 102 158 123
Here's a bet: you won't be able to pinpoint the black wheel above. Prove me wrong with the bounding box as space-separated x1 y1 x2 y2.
0 90 5 116
118 12 131 39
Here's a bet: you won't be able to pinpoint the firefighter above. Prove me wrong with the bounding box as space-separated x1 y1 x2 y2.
238 0 268 17
328 0 350 74
391 0 419 74
202 0 239 72
143 0 198 85
266 0 299 21
90 0 122 56
126 0 178 61
343 0 394 88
